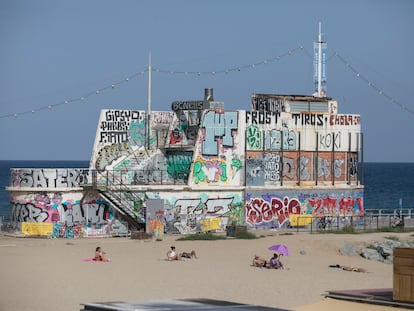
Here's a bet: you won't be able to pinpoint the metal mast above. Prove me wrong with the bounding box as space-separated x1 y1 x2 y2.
147 52 152 149
317 22 323 97
148 52 152 116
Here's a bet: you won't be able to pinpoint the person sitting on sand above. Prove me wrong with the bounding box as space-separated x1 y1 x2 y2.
252 255 267 268
180 250 197 259
167 246 182 261
95 246 110 262
269 253 283 269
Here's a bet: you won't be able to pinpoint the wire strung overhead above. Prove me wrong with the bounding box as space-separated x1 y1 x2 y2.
0 69 149 119
0 46 304 119
1 45 412 119
153 46 304 76
333 52 414 117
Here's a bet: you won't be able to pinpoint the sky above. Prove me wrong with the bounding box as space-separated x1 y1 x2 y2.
0 0 413 162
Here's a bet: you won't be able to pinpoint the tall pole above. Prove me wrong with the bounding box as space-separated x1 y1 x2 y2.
148 52 152 116
147 52 152 149
317 22 322 97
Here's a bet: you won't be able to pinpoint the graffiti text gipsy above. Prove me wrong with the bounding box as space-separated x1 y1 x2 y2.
99 110 141 143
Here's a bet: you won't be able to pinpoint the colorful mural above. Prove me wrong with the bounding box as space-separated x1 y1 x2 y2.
7 93 363 237
145 191 244 234
246 189 364 229
11 168 91 188
9 191 127 238
189 110 244 186
245 152 358 186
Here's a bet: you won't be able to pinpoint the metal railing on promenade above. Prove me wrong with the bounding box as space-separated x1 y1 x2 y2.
287 212 414 233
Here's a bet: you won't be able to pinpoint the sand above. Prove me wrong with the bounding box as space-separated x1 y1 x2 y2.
0 231 412 311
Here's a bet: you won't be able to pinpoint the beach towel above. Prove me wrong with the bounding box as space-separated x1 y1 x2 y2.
83 257 110 262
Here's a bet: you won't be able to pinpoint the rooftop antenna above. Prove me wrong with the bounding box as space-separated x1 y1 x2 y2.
317 22 323 97
314 22 327 97
147 52 152 149
148 52 152 116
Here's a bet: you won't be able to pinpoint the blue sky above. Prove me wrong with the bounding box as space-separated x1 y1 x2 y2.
1 0 413 162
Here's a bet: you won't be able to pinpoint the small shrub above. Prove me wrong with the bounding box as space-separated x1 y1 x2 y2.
376 227 405 233
333 225 356 234
176 233 227 241
384 236 400 241
233 231 258 239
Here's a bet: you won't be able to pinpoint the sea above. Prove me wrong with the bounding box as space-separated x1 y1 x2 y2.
0 161 413 221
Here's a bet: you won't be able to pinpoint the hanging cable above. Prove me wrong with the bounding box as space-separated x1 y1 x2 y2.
333 52 414 118
153 46 304 75
0 47 304 119
1 45 411 119
0 69 149 119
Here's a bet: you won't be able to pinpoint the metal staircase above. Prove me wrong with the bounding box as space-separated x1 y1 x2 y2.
83 170 146 231
97 189 145 231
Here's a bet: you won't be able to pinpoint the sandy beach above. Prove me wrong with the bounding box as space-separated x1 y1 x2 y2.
0 231 412 311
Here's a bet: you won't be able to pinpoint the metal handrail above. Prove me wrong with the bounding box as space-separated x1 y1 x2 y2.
94 170 145 224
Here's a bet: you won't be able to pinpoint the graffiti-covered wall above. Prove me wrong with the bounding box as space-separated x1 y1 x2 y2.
244 110 361 186
245 111 360 152
90 109 194 185
90 110 149 172
145 191 244 234
246 188 364 229
189 110 245 187
9 190 127 238
7 97 363 237
245 151 358 186
10 168 91 188
89 108 361 189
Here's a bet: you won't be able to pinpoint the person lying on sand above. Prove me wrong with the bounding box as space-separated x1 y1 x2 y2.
252 255 268 268
167 246 197 261
180 250 197 259
329 264 366 272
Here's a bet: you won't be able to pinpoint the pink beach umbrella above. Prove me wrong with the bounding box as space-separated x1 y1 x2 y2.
268 244 290 256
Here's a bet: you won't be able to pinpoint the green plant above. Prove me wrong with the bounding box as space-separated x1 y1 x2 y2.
342 225 356 233
375 227 406 233
384 236 400 241
176 233 227 241
233 231 258 239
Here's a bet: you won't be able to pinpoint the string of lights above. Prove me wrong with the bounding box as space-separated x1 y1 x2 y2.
0 69 150 119
333 52 414 117
153 46 304 76
1 45 411 119
0 46 304 119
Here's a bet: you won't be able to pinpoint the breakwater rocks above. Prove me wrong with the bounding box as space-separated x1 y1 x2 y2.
340 239 414 264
